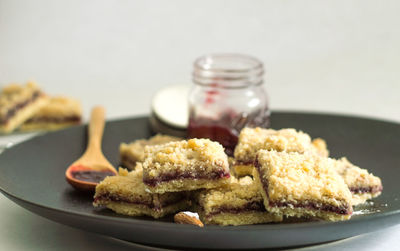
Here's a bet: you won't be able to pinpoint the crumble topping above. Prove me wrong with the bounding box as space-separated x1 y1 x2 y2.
312 138 329 157
234 127 324 163
120 134 181 166
142 138 229 179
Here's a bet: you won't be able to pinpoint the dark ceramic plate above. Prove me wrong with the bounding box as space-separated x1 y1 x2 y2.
1 112 400 250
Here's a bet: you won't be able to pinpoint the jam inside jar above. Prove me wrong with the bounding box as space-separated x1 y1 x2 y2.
188 54 270 155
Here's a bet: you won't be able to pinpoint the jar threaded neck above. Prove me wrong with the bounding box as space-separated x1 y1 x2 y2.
193 54 264 89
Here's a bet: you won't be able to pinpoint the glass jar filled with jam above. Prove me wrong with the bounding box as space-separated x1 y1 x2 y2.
188 54 270 155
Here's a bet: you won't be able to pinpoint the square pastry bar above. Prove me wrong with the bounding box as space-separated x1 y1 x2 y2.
142 138 231 193
253 150 353 221
232 127 329 177
0 82 48 133
335 157 382 205
20 96 82 131
120 134 181 170
94 165 190 218
195 176 282 226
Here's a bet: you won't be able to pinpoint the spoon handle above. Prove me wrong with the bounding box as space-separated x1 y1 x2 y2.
87 106 105 151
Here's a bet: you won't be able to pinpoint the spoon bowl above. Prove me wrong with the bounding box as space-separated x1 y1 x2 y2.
65 106 117 192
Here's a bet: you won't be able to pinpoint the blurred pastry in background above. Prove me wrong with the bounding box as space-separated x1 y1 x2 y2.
0 81 48 134
20 96 82 131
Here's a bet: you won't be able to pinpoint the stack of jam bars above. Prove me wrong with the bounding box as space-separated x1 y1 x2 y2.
94 128 382 226
0 82 82 133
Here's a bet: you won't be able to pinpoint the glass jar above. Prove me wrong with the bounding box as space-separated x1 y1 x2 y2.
188 54 270 155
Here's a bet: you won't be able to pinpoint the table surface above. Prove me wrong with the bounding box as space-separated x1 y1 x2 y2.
0 0 399 250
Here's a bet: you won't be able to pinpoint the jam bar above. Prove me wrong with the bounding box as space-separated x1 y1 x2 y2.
253 150 353 221
232 127 327 177
20 96 82 131
335 157 382 205
195 176 282 226
93 164 190 218
120 134 181 170
142 138 231 193
0 82 48 133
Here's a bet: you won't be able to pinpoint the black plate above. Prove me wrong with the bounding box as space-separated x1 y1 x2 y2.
0 112 399 250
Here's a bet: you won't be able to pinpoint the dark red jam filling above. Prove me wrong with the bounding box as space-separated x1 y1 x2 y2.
25 115 81 124
208 201 266 216
269 201 351 215
350 186 383 194
188 122 238 156
254 158 352 215
71 170 116 183
0 91 41 124
143 170 230 187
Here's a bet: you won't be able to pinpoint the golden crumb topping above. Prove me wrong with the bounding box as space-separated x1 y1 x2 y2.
312 138 329 157
197 176 262 213
120 134 182 163
234 127 315 163
0 81 43 118
256 150 352 207
335 157 382 192
142 138 229 179
32 96 82 117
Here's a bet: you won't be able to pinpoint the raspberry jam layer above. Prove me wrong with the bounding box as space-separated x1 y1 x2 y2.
350 186 383 194
254 159 352 216
207 201 266 216
143 170 230 187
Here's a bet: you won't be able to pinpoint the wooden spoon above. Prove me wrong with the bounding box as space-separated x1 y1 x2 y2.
65 106 117 192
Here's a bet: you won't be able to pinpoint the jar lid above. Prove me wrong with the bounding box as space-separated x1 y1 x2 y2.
151 84 189 131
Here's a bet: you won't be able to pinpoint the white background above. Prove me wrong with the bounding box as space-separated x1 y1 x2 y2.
1 0 399 122
0 0 399 250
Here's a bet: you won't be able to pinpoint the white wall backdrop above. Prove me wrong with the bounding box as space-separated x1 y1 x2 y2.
0 0 399 121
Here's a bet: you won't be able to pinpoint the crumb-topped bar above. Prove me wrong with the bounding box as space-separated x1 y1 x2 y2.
196 176 282 226
0 81 48 133
231 128 329 177
335 157 383 205
142 138 231 193
120 134 181 170
93 164 190 218
253 150 353 221
234 127 327 164
20 96 82 131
